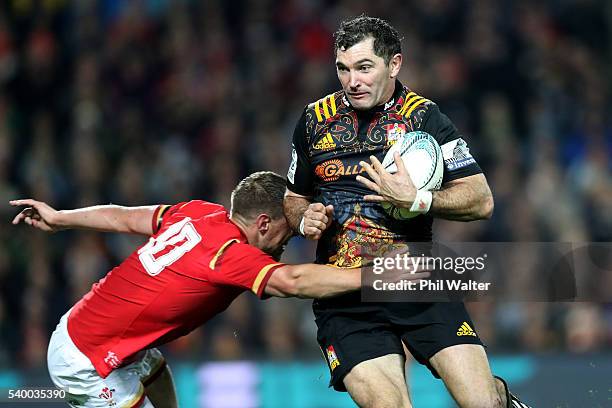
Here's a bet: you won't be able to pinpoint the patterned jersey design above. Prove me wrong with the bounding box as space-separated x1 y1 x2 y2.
288 81 482 267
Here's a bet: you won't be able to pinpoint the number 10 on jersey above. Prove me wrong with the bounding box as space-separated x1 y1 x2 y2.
138 217 202 276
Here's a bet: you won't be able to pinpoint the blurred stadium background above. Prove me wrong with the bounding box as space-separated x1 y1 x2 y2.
0 0 610 407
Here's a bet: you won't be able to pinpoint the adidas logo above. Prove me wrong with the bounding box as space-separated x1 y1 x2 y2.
314 133 336 150
456 322 476 337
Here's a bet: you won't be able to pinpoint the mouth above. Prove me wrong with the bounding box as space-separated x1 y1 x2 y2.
348 92 368 99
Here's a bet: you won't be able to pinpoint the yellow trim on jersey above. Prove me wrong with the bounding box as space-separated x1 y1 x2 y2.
400 95 423 115
251 263 283 295
155 204 171 231
330 93 337 115
122 383 144 408
405 97 429 118
209 239 240 270
314 99 324 122
322 96 331 118
397 91 416 115
314 94 338 123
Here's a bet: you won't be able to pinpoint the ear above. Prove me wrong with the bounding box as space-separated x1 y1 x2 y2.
255 214 271 234
389 53 402 78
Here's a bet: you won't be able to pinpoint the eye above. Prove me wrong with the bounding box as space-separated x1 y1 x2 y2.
337 66 348 72
359 65 371 72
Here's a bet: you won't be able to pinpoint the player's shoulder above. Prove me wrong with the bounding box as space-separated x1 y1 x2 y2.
305 90 345 124
396 86 438 124
167 200 226 221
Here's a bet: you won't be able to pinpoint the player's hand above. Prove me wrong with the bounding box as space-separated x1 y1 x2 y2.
356 153 417 208
9 199 63 232
302 203 333 240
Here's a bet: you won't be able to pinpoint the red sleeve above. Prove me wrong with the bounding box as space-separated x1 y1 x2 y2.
151 204 175 234
210 242 285 298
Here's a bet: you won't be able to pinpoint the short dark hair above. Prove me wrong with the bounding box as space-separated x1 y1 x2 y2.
334 15 402 64
230 171 286 220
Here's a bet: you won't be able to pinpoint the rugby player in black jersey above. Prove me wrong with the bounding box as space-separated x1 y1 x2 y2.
283 16 532 408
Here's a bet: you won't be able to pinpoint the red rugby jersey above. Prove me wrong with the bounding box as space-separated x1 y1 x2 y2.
67 200 284 378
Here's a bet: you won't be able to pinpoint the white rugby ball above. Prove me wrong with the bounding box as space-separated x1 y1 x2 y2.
380 131 443 219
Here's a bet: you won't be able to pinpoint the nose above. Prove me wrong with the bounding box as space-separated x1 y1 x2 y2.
348 71 360 89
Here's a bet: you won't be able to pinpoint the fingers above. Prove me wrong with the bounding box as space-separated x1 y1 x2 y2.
358 160 381 185
9 199 39 208
363 194 385 202
356 175 381 193
303 228 324 240
304 203 330 224
304 218 328 232
10 199 30 206
392 152 408 176
12 212 25 225
324 205 334 216
302 202 334 240
10 199 43 224
12 208 36 225
368 155 385 174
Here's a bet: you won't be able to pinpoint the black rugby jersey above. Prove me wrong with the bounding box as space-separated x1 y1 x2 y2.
287 81 482 267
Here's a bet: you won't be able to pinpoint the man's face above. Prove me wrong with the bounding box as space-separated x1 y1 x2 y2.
336 37 399 110
259 217 294 261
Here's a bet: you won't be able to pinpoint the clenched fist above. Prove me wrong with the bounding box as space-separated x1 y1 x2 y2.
301 203 334 240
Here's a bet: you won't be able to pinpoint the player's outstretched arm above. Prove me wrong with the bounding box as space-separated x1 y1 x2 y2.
10 199 157 235
264 262 430 299
265 264 361 299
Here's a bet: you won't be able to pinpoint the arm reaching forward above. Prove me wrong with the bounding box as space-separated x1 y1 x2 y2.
10 199 157 236
264 262 430 299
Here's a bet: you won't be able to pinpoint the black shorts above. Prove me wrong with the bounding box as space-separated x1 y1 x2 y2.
314 299 484 392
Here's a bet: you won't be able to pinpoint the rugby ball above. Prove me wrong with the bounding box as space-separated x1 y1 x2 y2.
380 131 443 219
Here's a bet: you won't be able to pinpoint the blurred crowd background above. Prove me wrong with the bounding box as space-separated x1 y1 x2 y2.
0 0 610 373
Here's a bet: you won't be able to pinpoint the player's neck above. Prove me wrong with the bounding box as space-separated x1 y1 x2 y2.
379 80 396 106
229 216 254 244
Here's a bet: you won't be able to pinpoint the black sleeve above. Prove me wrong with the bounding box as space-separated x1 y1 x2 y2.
421 104 482 183
286 109 315 196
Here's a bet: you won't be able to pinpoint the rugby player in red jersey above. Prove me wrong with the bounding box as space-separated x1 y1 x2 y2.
11 171 427 408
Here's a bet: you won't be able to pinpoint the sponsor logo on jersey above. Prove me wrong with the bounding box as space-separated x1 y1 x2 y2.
384 98 395 110
456 322 476 337
441 138 476 171
326 345 340 371
385 123 407 146
315 159 365 182
98 387 117 406
314 133 337 151
103 351 121 369
287 146 298 184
